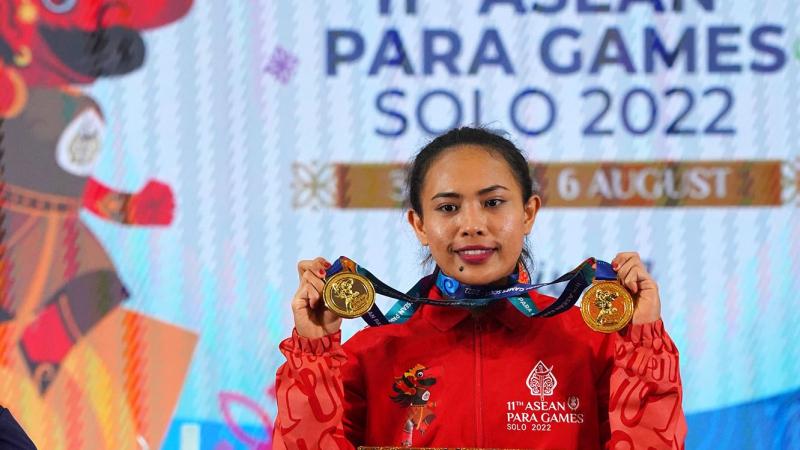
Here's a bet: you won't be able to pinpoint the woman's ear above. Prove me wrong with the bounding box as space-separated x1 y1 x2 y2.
407 209 428 246
523 195 541 235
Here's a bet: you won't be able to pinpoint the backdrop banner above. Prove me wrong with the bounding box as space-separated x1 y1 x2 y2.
1 0 798 449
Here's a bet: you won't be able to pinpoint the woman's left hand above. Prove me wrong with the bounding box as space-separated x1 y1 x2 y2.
611 252 661 324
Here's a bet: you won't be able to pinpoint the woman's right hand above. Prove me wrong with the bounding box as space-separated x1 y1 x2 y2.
291 257 343 338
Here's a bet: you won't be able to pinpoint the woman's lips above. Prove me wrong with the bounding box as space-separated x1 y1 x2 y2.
455 247 496 264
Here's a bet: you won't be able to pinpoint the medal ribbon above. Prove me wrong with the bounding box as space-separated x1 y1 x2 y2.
326 256 618 326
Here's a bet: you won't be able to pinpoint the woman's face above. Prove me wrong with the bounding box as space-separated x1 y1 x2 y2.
407 145 540 285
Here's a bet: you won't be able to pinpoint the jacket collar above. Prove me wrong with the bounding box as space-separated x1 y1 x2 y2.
420 283 556 332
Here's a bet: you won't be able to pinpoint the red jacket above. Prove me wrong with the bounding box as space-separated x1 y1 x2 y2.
273 288 686 449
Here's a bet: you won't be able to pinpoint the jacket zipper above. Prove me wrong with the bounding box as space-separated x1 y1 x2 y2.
474 319 483 446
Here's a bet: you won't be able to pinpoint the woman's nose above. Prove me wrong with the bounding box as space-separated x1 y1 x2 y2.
459 204 487 236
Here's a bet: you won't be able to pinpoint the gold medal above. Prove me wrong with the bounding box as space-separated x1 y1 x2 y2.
580 280 634 333
323 272 376 319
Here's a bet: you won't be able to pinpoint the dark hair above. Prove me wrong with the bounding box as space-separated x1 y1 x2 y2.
405 126 536 270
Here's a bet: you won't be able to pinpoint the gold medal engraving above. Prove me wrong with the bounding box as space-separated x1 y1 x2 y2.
323 272 376 319
580 281 634 333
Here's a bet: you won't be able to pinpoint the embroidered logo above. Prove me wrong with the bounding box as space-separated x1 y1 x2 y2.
568 395 580 411
390 364 438 446
526 360 557 400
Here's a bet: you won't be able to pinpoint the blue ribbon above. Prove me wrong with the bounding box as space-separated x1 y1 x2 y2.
325 256 614 327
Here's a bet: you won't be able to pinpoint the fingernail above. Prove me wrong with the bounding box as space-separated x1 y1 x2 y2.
611 262 618 270
324 262 332 268
319 269 325 275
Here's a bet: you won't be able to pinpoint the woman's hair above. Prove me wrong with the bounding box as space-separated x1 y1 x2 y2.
405 126 536 270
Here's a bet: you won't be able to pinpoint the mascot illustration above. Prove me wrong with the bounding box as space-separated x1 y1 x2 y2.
0 0 196 448
0 0 191 117
391 363 438 446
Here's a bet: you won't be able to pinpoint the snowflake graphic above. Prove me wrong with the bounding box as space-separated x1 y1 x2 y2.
264 46 299 84
292 162 334 209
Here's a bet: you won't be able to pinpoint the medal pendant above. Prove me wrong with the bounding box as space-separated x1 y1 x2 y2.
323 272 376 319
580 280 634 333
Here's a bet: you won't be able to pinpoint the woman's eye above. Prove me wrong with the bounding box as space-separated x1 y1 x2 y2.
485 198 505 207
436 204 457 213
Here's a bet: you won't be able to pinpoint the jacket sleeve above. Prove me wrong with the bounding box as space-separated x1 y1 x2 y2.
600 320 688 450
272 329 365 450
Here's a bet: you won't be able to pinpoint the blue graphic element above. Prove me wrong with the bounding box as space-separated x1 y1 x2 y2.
436 273 460 296
161 419 270 450
379 0 418 15
687 388 800 449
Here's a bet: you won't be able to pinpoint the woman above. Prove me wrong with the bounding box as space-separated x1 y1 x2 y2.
273 127 687 449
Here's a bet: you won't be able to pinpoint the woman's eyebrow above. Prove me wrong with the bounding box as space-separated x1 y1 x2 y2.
431 191 460 201
430 185 509 201
477 185 509 195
